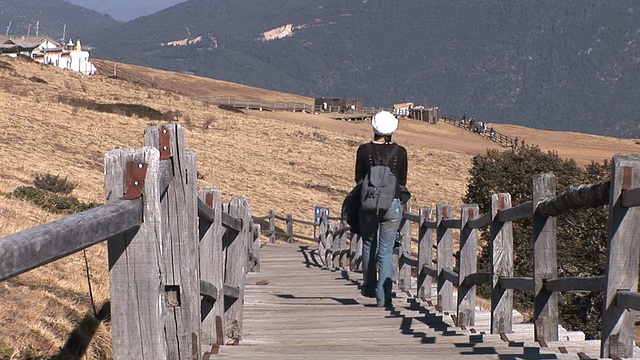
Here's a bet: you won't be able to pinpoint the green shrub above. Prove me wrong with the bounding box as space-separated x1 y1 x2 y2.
8 186 99 214
33 173 77 195
464 146 609 339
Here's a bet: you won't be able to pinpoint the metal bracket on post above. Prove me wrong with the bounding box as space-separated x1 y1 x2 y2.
122 161 148 200
159 125 171 160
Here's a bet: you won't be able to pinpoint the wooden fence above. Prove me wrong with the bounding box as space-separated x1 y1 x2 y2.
319 153 640 359
3 121 640 358
442 115 518 148
0 124 261 359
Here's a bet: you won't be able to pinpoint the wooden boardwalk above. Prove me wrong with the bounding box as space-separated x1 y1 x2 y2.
215 242 603 359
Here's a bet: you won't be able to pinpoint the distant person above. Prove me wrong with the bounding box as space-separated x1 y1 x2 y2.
490 127 496 138
521 138 526 148
513 137 519 150
355 111 409 308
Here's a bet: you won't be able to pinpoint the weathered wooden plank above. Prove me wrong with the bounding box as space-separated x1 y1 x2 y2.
200 280 219 302
398 201 412 291
442 267 459 286
499 276 534 291
402 211 420 223
532 173 558 343
490 193 514 334
222 212 243 232
249 224 261 272
424 265 438 278
440 218 462 229
350 233 362 272
497 201 533 223
268 210 276 243
146 125 201 360
417 207 434 301
286 214 294 243
615 290 640 312
199 189 225 348
216 242 600 359
601 153 640 359
468 212 491 229
224 196 250 339
461 272 492 287
458 204 479 327
536 181 610 217
106 147 167 360
0 198 141 282
621 186 640 208
544 276 604 292
436 204 454 312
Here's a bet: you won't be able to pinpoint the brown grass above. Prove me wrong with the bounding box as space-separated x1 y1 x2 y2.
0 57 638 359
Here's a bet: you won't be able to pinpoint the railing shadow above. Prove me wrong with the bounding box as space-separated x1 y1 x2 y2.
55 301 111 359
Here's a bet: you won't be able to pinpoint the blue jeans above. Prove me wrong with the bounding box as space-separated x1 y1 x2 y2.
359 199 402 307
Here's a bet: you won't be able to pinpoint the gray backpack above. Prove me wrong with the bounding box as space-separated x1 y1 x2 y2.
360 144 399 215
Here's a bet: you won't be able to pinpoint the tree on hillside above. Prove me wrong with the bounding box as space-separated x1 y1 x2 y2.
464 146 610 339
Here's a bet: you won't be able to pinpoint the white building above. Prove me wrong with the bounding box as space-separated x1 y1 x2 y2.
0 35 97 75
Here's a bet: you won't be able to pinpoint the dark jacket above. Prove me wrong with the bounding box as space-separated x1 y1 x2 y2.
355 142 408 200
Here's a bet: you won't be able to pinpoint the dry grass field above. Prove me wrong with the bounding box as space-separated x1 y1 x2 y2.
0 56 638 359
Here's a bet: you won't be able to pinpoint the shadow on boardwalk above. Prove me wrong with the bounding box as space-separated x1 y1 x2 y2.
215 242 597 359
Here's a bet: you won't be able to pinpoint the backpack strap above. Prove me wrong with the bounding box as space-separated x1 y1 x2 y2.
367 143 399 168
381 145 399 167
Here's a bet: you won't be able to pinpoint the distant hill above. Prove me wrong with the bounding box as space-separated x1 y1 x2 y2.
65 0 185 22
0 0 119 41
3 0 640 138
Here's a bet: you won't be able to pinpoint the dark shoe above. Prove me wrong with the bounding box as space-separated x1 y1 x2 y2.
360 289 375 298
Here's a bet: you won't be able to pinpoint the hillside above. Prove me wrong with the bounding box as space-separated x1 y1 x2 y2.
80 0 640 138
0 57 638 358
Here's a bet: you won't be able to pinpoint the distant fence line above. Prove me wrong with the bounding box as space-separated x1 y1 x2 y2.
442 115 521 148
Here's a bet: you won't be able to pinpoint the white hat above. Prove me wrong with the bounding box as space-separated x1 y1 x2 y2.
371 111 398 135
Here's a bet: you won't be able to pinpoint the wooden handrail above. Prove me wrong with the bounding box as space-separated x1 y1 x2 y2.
0 198 142 282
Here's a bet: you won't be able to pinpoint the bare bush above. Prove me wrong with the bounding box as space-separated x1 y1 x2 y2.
33 173 77 195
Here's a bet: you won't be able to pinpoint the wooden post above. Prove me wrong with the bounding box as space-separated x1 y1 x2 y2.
532 174 558 343
398 200 412 291
286 214 294 243
490 193 514 334
601 154 640 359
350 233 362 272
334 226 349 269
145 124 201 359
418 207 434 302
436 204 454 312
458 204 479 328
250 223 261 272
269 209 276 243
106 147 167 360
198 189 225 349
318 214 328 268
324 218 335 268
225 196 250 340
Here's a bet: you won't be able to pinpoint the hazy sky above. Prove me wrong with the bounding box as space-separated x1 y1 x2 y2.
67 0 186 22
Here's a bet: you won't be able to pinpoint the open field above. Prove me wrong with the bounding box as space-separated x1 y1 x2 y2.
0 56 638 358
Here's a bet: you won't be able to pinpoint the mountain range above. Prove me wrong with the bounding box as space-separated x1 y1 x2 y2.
65 0 185 22
2 0 639 138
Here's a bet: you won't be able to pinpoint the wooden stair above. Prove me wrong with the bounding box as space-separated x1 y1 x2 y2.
213 242 605 359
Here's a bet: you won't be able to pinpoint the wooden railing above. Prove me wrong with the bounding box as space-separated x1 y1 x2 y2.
319 153 640 359
441 115 518 148
0 124 261 359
